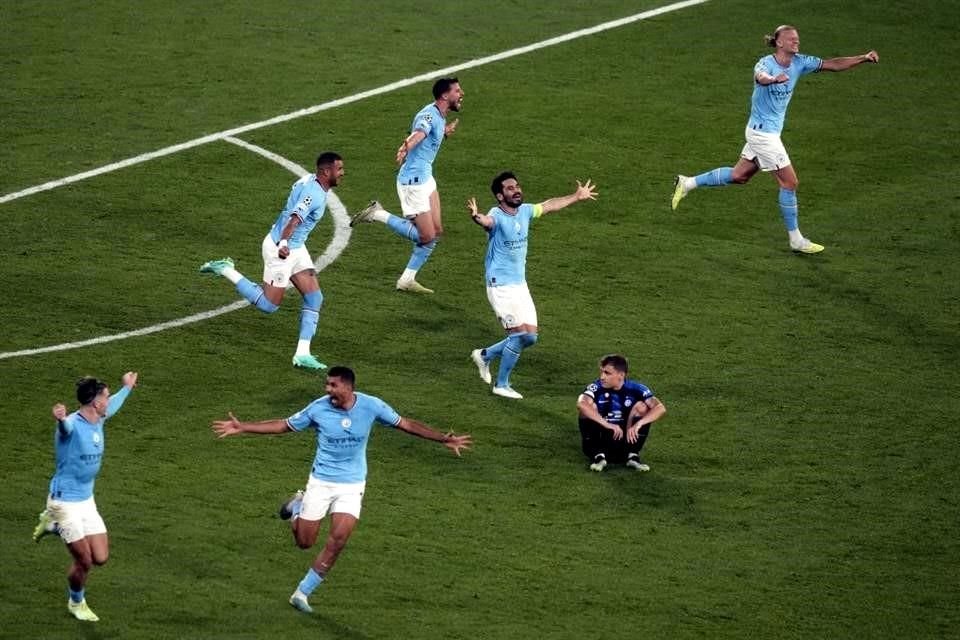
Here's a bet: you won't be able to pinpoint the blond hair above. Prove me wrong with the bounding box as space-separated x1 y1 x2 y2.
765 24 796 48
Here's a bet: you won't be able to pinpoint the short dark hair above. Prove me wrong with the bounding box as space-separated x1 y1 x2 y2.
491 171 517 197
316 151 342 169
432 77 459 99
599 354 629 374
76 377 108 405
327 366 355 386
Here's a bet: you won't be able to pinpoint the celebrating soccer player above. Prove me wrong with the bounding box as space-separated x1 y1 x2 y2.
671 25 879 253
211 366 471 613
200 152 344 371
349 77 464 294
467 172 598 399
33 371 139 622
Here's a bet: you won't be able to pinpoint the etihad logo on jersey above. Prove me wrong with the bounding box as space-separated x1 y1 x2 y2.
341 418 352 431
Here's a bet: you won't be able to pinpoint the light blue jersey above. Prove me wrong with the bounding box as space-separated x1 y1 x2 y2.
483 203 543 287
47 386 131 502
397 103 445 185
287 392 401 484
269 174 330 249
747 53 822 134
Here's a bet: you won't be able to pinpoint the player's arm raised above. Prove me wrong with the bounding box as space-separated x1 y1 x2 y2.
820 50 879 72
212 412 291 438
395 416 473 456
467 197 494 230
539 179 599 215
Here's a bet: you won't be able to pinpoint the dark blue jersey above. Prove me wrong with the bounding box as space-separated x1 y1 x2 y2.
582 379 654 426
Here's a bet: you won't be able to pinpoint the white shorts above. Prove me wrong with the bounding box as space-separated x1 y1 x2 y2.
395 176 437 218
300 476 366 520
261 234 315 288
487 283 538 329
740 127 792 172
46 496 106 544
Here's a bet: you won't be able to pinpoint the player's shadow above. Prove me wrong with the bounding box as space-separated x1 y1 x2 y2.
297 612 372 639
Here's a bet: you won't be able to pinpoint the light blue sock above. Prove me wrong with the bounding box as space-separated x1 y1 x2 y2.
386 215 421 242
297 568 324 596
778 188 799 231
495 334 526 388
483 337 511 361
405 239 437 271
695 167 734 187
69 587 84 604
237 278 279 313
299 291 323 340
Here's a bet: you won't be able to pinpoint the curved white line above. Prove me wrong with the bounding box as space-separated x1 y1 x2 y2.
0 0 709 205
0 141 351 360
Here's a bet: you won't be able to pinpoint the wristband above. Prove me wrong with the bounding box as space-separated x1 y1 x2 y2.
279 239 289 249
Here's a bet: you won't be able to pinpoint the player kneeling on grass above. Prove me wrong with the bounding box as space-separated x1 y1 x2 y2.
200 152 345 372
33 371 139 622
211 366 472 614
577 355 665 472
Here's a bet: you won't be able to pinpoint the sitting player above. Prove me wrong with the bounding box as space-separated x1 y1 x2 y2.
577 354 666 472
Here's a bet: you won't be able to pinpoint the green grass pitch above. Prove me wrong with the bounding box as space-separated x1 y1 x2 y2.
2 1 958 638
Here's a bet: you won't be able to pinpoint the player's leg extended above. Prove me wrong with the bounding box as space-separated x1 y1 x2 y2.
775 166 823 253
290 271 326 370
65 537 100 621
201 255 282 313
397 195 441 292
287 517 322 613
493 325 538 399
290 514 357 614
673 157 759 209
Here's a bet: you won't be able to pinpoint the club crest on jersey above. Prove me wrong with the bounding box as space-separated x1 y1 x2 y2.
341 418 352 431
624 398 633 407
514 221 522 234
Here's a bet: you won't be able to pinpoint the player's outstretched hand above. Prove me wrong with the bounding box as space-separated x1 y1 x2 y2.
212 411 243 439
864 50 879 63
575 179 598 202
467 197 479 217
443 432 473 457
122 371 139 388
52 403 67 421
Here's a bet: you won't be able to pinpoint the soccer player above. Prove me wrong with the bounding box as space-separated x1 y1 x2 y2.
577 354 666 472
671 25 879 253
467 172 598 399
211 366 472 613
349 77 464 294
32 371 139 622
200 152 345 370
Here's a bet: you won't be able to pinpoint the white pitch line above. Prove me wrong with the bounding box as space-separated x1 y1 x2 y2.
0 0 709 205
221 136 352 272
0 141 351 360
